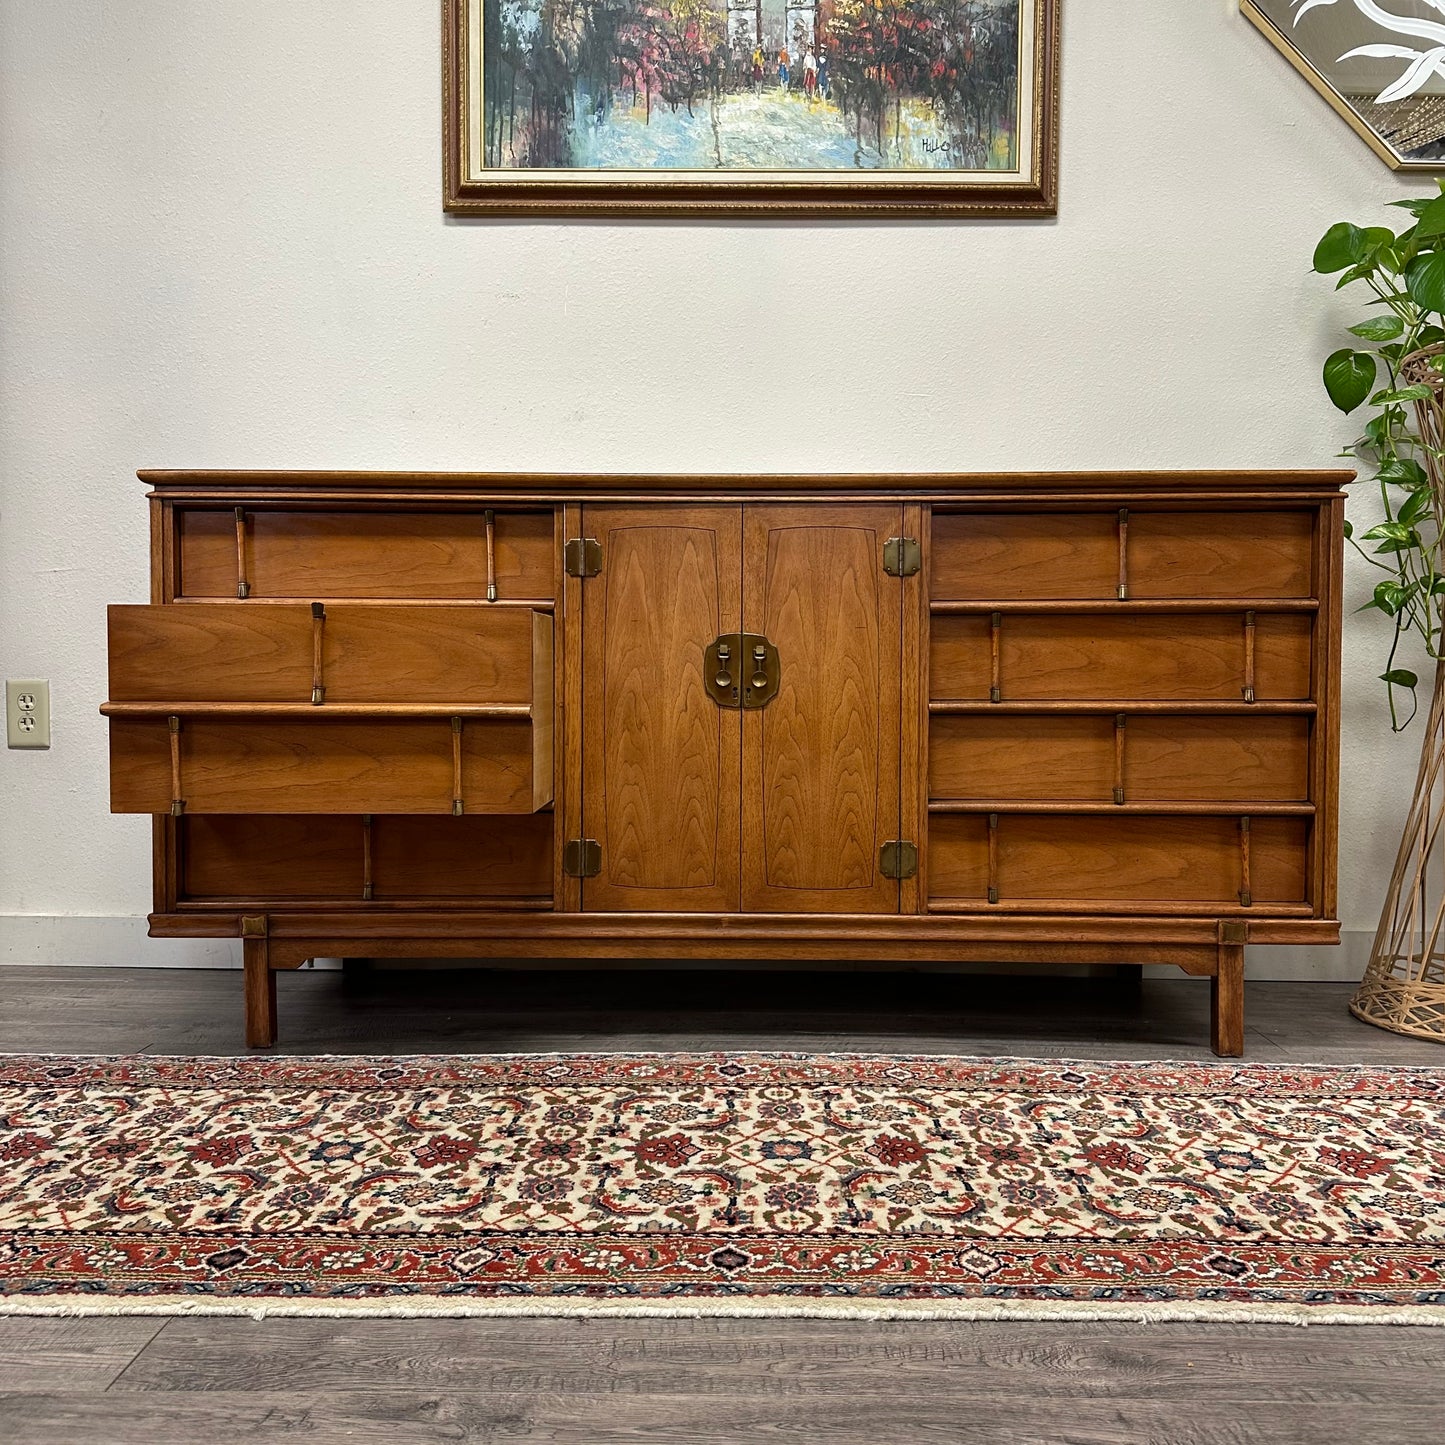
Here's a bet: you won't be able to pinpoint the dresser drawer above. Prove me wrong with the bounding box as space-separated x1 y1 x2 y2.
931 510 1314 601
179 814 553 902
932 513 1118 600
106 606 554 815
111 715 546 814
176 508 555 600
109 604 544 704
1130 512 1313 598
928 814 1309 908
930 714 1310 804
931 612 1312 702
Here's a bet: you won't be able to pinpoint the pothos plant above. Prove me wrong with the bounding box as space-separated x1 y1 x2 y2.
1316 188 1445 730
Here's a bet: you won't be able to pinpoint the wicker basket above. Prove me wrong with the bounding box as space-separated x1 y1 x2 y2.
1350 344 1445 1042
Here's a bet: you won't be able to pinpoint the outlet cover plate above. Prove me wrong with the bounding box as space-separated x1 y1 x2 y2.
7 680 50 748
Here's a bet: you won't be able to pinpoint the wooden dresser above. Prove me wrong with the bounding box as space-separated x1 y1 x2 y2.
105 472 1346 1055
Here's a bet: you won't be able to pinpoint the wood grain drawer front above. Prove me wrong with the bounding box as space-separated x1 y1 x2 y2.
177 508 555 600
928 814 1308 908
930 715 1310 804
1129 512 1314 599
109 605 544 705
930 510 1314 601
931 613 1312 702
111 717 543 814
180 814 553 902
932 513 1118 600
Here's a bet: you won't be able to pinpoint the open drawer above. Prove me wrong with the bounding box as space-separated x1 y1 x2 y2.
104 604 553 814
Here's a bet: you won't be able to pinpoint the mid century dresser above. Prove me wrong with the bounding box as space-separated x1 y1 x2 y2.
104 472 1345 1055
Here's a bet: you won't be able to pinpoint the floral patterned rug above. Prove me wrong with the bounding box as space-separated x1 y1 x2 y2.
2 1052 1444 1322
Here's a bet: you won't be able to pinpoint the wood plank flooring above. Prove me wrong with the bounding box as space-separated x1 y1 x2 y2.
0 964 1442 1444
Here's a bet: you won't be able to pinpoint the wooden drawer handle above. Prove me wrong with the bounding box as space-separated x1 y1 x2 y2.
311 603 326 705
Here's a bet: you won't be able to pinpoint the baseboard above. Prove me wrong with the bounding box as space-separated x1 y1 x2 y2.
0 916 1375 981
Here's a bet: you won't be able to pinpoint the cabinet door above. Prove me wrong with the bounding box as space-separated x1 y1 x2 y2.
741 504 903 914
581 506 742 912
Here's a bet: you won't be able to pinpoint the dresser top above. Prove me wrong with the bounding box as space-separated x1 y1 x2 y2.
139 470 1353 502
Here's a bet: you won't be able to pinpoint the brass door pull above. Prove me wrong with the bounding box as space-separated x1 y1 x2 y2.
705 633 780 709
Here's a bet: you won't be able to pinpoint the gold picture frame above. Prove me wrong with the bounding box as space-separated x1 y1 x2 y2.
443 0 1061 217
1242 0 1445 171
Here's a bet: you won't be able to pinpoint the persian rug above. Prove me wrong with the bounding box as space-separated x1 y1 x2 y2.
1 1052 1444 1323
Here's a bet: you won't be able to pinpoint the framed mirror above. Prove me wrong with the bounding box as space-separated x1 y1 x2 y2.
1243 1 1445 169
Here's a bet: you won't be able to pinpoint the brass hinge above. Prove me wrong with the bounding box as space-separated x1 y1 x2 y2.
883 537 921 578
564 537 603 578
880 840 918 881
563 838 602 878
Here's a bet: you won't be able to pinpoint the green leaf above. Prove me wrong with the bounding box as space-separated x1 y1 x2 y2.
1369 385 1432 404
1337 263 1376 290
1369 580 1407 614
1364 521 1420 542
1324 349 1377 412
1382 669 1420 688
1379 457 1429 486
1343 518 1354 539
1364 414 1399 448
1407 249 1445 311
1349 315 1405 341
1389 198 1436 217
1398 488 1433 524
1415 194 1445 238
1315 222 1366 273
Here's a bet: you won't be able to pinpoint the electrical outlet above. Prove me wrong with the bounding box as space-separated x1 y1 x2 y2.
6 680 50 749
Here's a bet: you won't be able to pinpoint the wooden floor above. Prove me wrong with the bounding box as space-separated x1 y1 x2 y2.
1 964 1442 1444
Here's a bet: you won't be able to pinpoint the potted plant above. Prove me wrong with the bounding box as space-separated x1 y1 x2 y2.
1316 191 1445 1039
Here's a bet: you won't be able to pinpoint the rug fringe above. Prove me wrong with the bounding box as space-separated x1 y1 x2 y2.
4 1295 1445 1325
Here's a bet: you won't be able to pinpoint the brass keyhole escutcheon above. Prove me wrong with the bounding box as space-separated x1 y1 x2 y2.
705 633 780 709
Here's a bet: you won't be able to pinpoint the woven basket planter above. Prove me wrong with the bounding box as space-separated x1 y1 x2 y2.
1350 344 1445 1042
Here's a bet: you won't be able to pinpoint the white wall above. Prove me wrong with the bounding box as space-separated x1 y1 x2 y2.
0 0 1424 977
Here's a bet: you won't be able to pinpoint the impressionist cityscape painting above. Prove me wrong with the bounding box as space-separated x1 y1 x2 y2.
471 0 1027 172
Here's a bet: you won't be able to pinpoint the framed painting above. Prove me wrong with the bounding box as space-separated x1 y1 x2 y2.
1243 1 1445 170
442 0 1061 216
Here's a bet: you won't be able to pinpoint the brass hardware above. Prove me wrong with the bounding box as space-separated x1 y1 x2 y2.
1242 610 1257 705
1113 713 1127 805
564 838 602 878
451 716 464 815
883 537 921 578
564 537 602 578
168 714 185 815
880 841 918 881
484 509 497 602
240 915 268 939
705 633 780 709
234 508 250 599
1221 921 1248 945
1117 509 1129 601
311 602 327 705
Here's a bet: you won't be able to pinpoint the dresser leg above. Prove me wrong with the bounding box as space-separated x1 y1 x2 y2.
241 916 276 1049
1211 927 1246 1059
